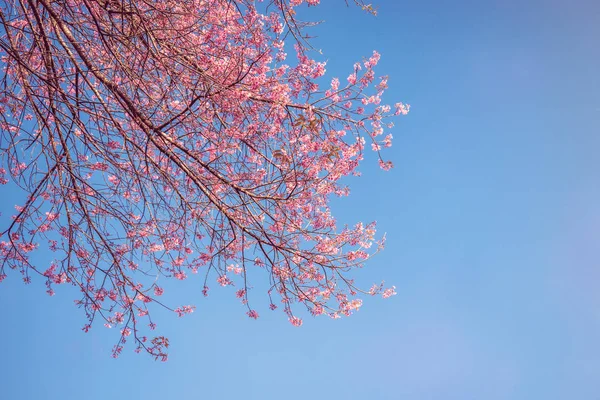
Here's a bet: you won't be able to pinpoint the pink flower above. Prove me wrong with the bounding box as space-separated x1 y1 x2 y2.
365 50 381 68
172 256 185 267
149 243 164 252
347 73 357 85
217 275 233 286
379 160 393 171
227 264 243 274
173 271 186 280
383 134 393 148
394 102 410 115
90 162 108 171
137 293 152 303
382 286 397 299
45 212 59 221
247 310 259 319
174 305 195 317
330 77 340 91
289 316 303 327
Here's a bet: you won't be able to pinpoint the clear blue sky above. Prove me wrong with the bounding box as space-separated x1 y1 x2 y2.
1 1 599 399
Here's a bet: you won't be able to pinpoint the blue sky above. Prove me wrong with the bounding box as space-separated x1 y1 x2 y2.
1 0 599 399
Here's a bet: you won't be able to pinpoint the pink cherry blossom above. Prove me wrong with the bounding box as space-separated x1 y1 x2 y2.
382 286 397 299
0 0 407 359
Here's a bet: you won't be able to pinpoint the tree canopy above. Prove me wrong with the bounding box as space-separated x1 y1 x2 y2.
0 0 407 359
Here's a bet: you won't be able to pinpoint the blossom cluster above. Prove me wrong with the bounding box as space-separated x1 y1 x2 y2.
0 0 406 358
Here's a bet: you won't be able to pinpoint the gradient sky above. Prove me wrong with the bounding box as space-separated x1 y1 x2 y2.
1 1 599 399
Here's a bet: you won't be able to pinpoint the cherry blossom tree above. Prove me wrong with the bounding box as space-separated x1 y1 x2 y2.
0 0 408 360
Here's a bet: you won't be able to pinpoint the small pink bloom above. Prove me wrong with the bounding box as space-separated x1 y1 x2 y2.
217 275 232 286
379 160 393 171
173 271 186 280
382 286 397 299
